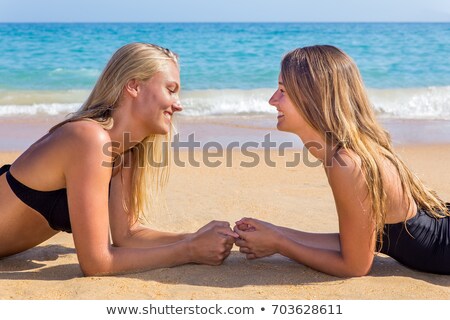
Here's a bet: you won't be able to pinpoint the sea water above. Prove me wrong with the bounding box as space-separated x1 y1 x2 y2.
0 23 449 119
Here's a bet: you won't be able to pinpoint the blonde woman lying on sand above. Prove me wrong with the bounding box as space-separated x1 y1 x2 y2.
0 43 238 276
234 45 450 276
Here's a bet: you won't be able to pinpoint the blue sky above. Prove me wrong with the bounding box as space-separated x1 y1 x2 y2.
0 0 449 22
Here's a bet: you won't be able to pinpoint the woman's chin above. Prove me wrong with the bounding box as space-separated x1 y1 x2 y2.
146 126 169 136
160 125 171 135
276 122 287 132
157 128 170 135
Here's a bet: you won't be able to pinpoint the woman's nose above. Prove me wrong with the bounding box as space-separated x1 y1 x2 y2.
269 91 279 107
173 100 183 112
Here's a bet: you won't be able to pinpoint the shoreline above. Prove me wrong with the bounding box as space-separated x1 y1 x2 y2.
2 115 450 152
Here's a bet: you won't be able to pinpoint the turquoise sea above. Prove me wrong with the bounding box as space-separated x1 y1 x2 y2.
0 23 450 119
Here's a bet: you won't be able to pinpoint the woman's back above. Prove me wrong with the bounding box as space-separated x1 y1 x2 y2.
330 148 418 224
0 120 109 256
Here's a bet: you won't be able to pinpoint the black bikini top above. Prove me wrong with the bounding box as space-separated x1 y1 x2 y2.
3 164 72 233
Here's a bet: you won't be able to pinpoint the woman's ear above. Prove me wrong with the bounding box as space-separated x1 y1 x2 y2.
124 79 139 98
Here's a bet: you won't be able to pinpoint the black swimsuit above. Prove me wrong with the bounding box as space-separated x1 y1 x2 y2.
379 204 450 275
1 164 72 233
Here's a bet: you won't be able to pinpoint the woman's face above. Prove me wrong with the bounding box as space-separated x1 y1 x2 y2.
269 74 308 135
269 73 328 160
132 61 183 135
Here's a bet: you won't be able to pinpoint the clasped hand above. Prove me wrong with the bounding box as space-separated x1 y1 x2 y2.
187 220 238 265
233 218 283 259
187 218 283 265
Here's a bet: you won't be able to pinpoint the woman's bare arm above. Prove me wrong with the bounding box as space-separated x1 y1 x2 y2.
61 122 235 276
235 153 376 277
108 153 191 248
274 227 341 251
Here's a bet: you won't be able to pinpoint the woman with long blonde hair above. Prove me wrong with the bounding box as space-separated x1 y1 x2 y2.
0 43 237 276
235 45 449 276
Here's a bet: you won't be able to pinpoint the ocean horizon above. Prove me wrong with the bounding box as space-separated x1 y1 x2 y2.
0 22 449 119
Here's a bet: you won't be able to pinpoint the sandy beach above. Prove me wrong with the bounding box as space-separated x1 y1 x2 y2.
1 119 449 299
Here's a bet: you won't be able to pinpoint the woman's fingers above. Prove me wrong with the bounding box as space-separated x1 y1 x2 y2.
235 238 247 247
198 220 231 234
239 246 252 254
246 253 257 260
233 226 249 240
235 223 248 231
223 251 231 260
238 217 259 227
216 226 239 239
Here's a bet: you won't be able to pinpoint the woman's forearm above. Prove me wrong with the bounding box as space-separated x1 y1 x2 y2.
82 221 236 276
113 226 190 248
277 226 341 251
277 236 372 277
81 239 192 276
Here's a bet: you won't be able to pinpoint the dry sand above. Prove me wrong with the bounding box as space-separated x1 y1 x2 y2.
1 144 449 300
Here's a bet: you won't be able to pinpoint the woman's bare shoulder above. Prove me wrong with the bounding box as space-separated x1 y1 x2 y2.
49 120 113 169
325 148 362 179
53 120 111 147
325 148 370 195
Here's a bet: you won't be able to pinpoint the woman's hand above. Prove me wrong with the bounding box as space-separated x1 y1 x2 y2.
234 218 284 259
186 221 238 265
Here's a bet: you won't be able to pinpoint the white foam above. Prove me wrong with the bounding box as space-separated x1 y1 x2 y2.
0 103 80 117
180 88 275 116
0 86 449 119
369 86 450 119
49 68 100 78
180 86 450 119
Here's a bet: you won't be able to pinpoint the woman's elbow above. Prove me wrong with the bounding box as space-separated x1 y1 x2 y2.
111 231 135 248
343 268 371 277
340 261 372 277
80 263 112 277
78 253 114 277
